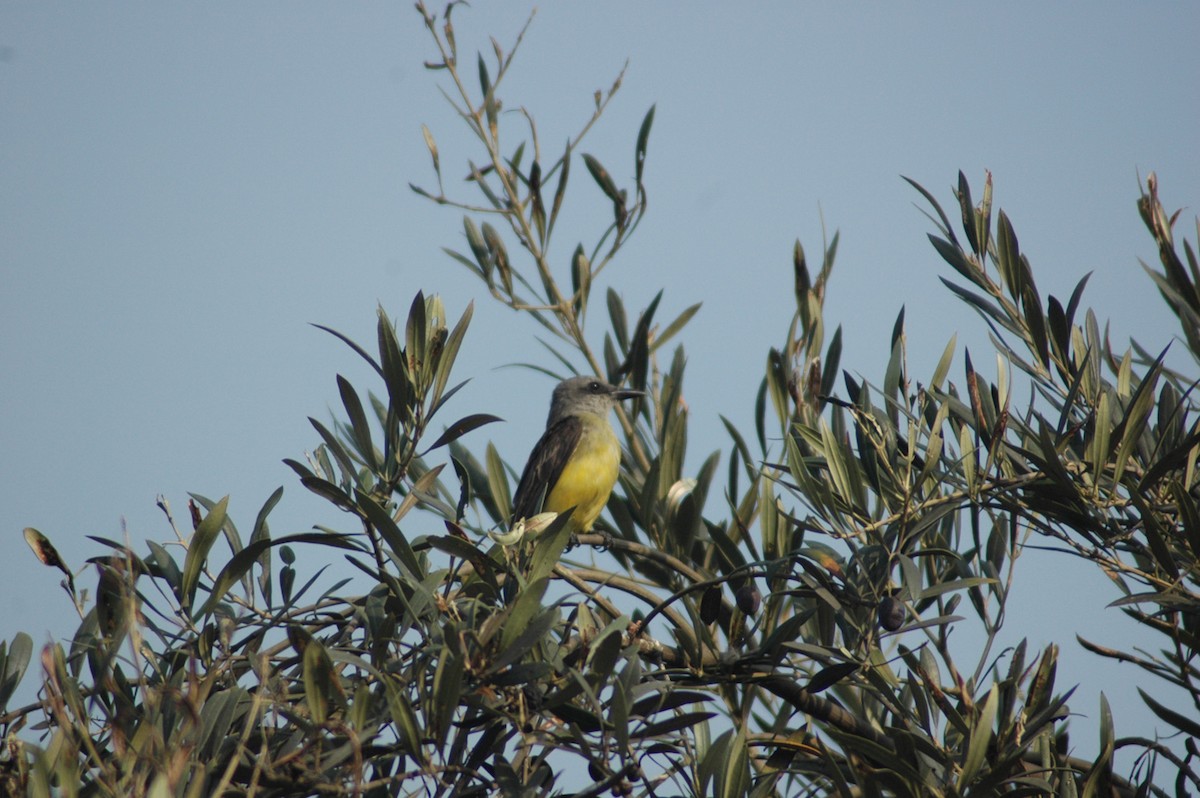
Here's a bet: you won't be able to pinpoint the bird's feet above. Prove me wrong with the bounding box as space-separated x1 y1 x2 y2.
566 530 613 550
591 530 614 551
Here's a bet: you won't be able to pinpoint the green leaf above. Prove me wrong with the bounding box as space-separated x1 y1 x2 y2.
883 312 905 404
582 153 622 205
959 423 977 493
0 632 33 710
1047 295 1071 371
570 244 591 319
904 175 957 241
996 210 1022 299
250 486 284 545
197 686 248 760
652 302 702 353
139 546 180 607
490 605 558 675
976 171 993 260
794 238 810 306
195 493 243 550
250 486 284 603
356 490 423 577
408 182 437 200
720 415 755 483
423 413 503 453
1170 479 1200 560
715 726 750 798
804 661 858 694
959 684 998 788
181 496 230 613
918 576 996 601
1110 350 1165 487
338 374 377 469
529 158 546 242
1066 271 1092 325
442 246 484 279
508 141 525 178
405 291 428 386
1080 693 1114 798
941 278 1023 335
378 309 412 422
482 222 513 295
429 531 498 583
486 442 513 524
1022 281 1049 368
821 325 843 400
432 302 473 409
527 509 574 586
300 474 358 513
420 123 440 180
476 52 491 100
957 171 979 255
1138 687 1200 738
466 159 503 209
818 418 856 509
607 287 629 352
311 323 383 378
308 417 358 480
463 217 490 278
614 657 639 754
427 377 470 424
548 140 571 236
430 645 464 748
636 710 718 740
586 622 625 679
1088 391 1113 484
195 532 359 619
623 290 662 386
635 104 655 185
303 639 337 726
897 554 922 598
630 690 712 719
499 577 548 653
929 235 977 285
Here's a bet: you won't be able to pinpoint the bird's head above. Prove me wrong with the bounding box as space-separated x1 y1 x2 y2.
548 376 642 424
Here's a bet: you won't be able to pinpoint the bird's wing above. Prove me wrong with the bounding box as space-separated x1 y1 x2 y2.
511 415 583 523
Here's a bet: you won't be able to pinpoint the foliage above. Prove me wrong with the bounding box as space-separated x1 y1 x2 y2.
3 4 1198 796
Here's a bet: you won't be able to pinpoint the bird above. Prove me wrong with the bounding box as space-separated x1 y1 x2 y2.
510 376 642 539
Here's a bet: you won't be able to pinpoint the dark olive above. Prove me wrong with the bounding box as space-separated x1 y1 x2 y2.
878 595 906 631
735 583 762 616
700 586 722 624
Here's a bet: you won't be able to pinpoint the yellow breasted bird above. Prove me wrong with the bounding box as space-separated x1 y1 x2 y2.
511 376 642 537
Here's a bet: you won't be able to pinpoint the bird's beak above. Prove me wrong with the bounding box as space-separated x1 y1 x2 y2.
613 387 644 401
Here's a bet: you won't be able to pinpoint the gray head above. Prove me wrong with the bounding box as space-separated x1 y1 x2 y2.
547 376 642 425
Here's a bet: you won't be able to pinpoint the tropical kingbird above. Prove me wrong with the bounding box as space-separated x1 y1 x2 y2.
511 376 642 537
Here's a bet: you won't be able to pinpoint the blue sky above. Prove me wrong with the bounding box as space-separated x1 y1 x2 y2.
3 2 1198 764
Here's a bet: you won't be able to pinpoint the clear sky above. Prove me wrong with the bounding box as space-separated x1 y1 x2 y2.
3 2 1198 765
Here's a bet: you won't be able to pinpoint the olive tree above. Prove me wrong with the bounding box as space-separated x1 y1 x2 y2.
3 5 1197 796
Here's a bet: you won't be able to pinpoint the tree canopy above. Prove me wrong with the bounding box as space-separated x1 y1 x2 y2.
3 5 1198 797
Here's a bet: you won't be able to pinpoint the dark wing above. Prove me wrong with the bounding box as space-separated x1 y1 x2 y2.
511 415 583 523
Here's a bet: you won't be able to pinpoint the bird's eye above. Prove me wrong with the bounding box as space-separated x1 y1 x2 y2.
588 381 603 393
